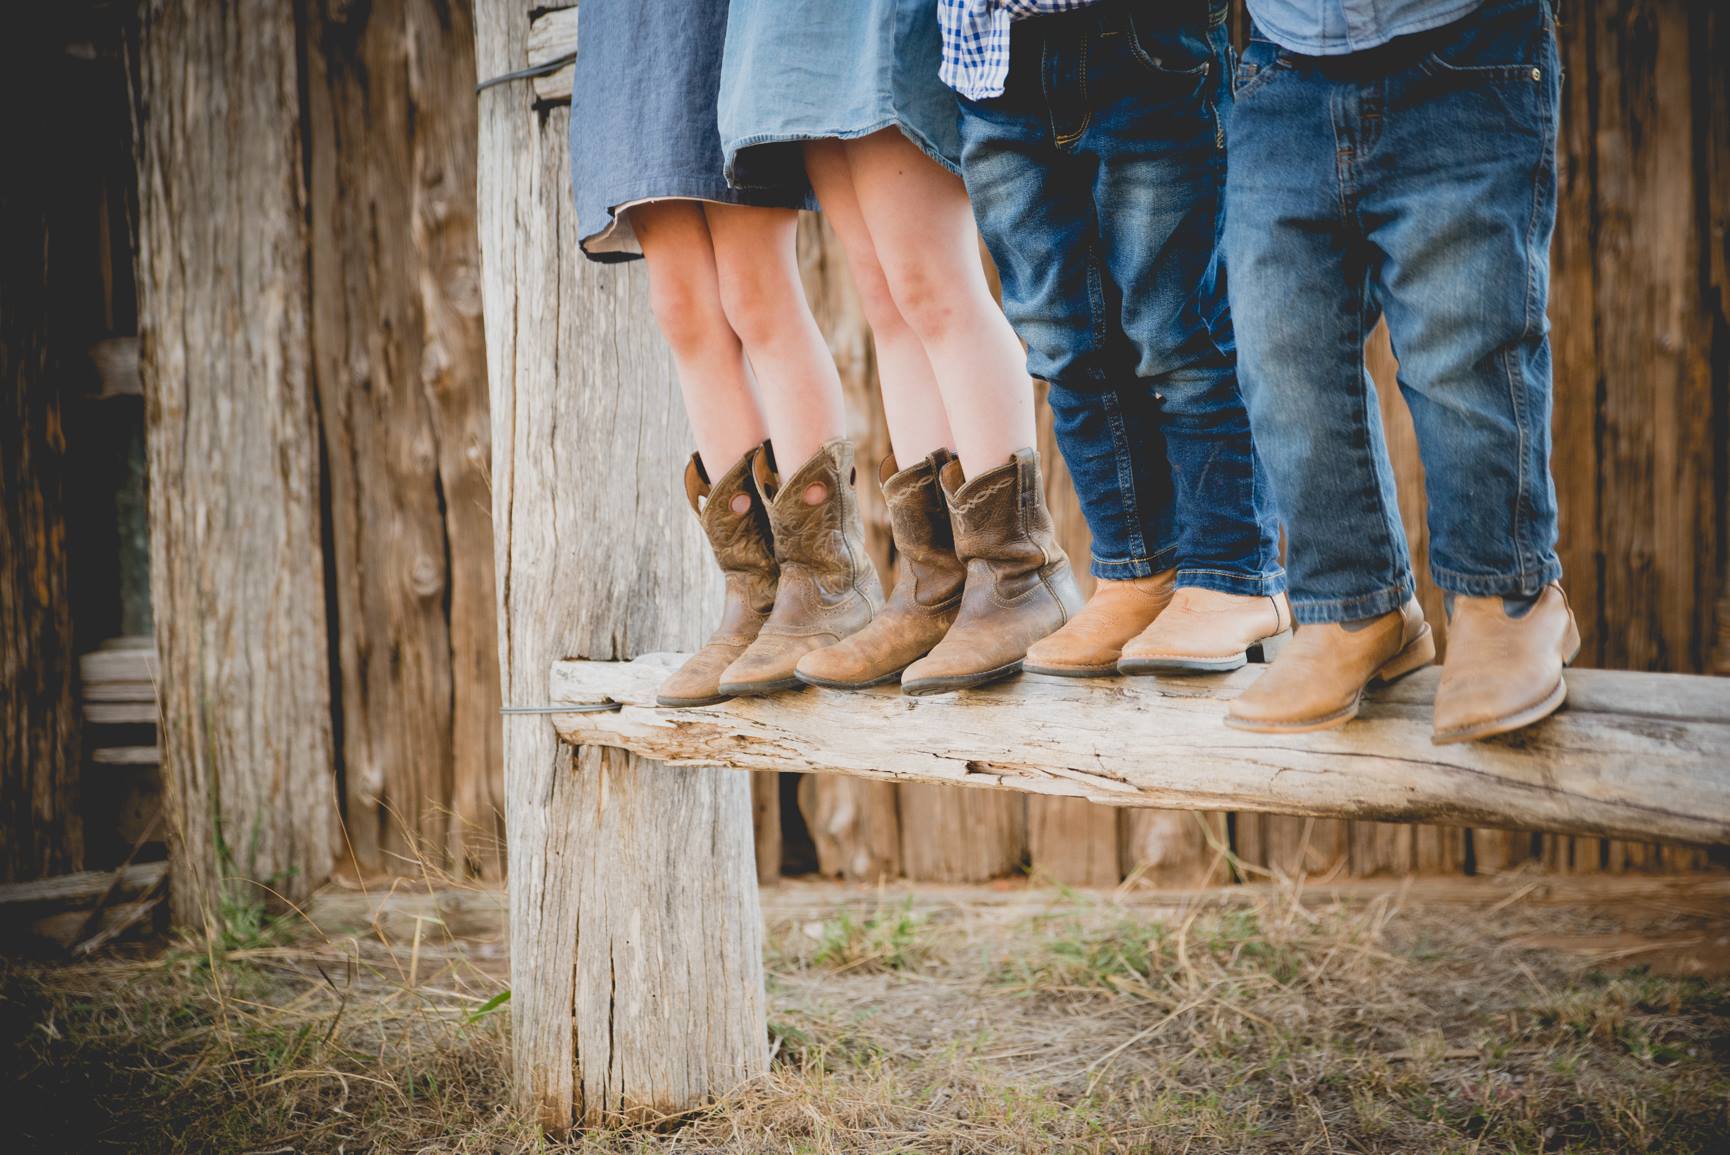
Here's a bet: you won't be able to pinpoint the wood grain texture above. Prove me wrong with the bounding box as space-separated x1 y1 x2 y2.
134 0 339 928
0 23 83 879
305 0 502 880
553 654 1730 847
476 0 766 1129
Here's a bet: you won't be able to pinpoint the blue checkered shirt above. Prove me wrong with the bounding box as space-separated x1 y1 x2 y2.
938 0 1104 100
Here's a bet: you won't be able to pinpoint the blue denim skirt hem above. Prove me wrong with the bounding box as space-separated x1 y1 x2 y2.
719 0 962 192
569 0 815 262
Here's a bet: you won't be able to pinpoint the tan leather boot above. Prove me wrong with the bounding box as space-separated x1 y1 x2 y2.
901 448 1084 695
657 447 779 707
1226 598 1434 732
718 439 884 696
796 450 964 689
1118 588 1292 675
1024 571 1175 677
1432 583 1580 744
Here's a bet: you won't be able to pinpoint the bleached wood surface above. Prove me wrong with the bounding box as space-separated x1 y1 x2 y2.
476 0 765 1131
552 655 1730 847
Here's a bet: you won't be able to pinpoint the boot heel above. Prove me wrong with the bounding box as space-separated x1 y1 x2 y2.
1247 629 1291 664
1373 624 1436 684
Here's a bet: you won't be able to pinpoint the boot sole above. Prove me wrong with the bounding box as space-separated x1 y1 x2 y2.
716 676 807 698
901 660 1023 697
1225 625 1436 734
1118 630 1291 676
1022 660 1120 678
657 691 730 708
1430 639 1581 745
794 666 909 691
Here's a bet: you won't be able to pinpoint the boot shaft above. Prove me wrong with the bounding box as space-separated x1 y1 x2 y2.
940 448 1063 600
751 439 882 610
881 449 964 610
685 447 778 631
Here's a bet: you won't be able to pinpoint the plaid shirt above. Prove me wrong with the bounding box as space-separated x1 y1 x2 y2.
938 0 1104 100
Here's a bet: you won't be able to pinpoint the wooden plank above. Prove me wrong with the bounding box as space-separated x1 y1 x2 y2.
90 746 160 767
1122 810 1228 887
552 654 1730 846
476 0 765 1127
798 774 902 881
0 862 167 912
751 773 781 884
305 0 502 880
1 39 84 878
82 702 156 726
1027 796 1119 887
525 5 577 104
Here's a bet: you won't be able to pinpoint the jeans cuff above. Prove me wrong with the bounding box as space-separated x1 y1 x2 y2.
1176 565 1288 598
1430 559 1563 599
1289 577 1416 625
1091 542 1178 581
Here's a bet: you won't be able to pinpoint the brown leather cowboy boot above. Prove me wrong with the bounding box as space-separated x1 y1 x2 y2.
1432 583 1580 744
1024 571 1176 677
1119 588 1293 674
657 447 779 707
1226 598 1434 732
718 439 883 696
796 450 964 689
901 448 1084 695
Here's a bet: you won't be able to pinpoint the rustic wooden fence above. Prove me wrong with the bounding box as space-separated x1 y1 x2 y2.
4 0 1724 903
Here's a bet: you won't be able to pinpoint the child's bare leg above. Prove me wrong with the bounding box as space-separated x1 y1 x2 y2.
804 140 954 466
633 200 766 477
840 128 1034 478
703 203 847 473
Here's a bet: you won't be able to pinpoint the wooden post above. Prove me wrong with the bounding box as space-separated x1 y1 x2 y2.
475 0 767 1130
134 0 340 928
1 16 83 880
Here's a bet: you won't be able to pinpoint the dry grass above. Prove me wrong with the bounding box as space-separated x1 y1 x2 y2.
4 876 1727 1153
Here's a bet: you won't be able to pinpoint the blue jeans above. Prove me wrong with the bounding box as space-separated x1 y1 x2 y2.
1224 0 1563 625
956 0 1283 596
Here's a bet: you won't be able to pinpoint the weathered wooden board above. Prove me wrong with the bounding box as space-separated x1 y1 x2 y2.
551 655 1730 846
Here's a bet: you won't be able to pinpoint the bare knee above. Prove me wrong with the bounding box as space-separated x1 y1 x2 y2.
715 262 801 350
884 262 964 345
647 267 732 357
848 252 916 340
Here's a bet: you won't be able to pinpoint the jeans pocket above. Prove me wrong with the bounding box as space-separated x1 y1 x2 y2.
1232 40 1288 100
1125 11 1212 83
1420 0 1553 84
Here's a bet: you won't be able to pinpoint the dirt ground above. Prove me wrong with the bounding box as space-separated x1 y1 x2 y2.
4 872 1727 1154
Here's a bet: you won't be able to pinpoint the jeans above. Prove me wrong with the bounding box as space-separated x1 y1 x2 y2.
1224 0 1563 625
956 0 1283 595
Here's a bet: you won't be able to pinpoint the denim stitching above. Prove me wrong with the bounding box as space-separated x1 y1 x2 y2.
1101 391 1148 563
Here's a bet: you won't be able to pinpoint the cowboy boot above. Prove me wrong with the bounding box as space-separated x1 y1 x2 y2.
796 449 965 689
657 447 779 707
1119 588 1293 674
1226 598 1434 732
1024 571 1176 677
901 448 1084 695
1432 583 1580 744
718 439 884 696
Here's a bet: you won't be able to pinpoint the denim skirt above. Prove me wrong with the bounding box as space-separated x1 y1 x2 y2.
569 0 815 262
719 0 961 192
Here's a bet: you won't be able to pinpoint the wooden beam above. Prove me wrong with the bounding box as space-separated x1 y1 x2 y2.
551 655 1730 847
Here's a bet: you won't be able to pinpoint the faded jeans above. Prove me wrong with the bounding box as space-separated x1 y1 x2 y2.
1224 0 1563 624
